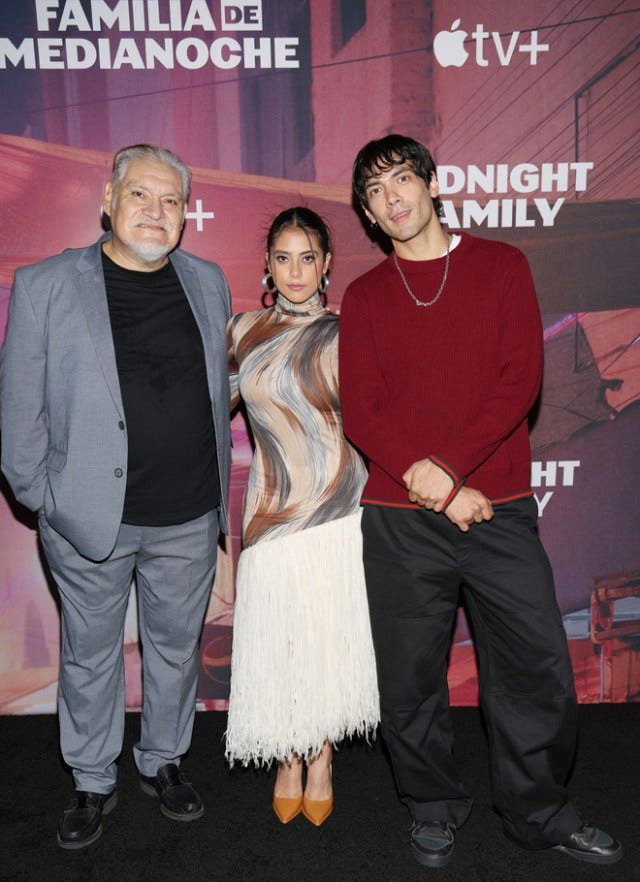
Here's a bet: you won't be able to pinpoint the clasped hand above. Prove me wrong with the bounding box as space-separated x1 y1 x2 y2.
402 458 493 532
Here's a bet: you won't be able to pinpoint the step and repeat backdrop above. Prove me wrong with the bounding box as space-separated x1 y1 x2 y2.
1 0 639 712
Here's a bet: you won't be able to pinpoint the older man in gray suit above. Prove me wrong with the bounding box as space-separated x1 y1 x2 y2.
0 144 231 849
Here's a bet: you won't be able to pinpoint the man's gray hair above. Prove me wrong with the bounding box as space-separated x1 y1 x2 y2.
110 144 191 202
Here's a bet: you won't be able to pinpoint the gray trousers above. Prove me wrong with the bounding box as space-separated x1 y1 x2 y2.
39 510 218 793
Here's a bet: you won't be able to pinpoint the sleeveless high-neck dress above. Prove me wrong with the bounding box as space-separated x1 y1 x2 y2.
224 292 379 765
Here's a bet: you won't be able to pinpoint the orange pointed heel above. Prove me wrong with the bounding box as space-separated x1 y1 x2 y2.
272 795 303 824
302 793 333 826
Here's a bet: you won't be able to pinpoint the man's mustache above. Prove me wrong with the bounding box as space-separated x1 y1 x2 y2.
133 218 171 231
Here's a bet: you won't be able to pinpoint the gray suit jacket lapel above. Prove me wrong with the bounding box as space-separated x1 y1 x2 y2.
76 238 124 416
176 259 209 335
171 253 221 397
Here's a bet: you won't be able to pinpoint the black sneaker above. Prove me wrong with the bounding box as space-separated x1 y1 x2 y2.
553 822 623 864
410 820 455 868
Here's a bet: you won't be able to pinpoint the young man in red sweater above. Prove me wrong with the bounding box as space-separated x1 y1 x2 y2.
338 134 621 869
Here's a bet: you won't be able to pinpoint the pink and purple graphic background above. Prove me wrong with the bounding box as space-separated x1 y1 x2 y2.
1 1 638 712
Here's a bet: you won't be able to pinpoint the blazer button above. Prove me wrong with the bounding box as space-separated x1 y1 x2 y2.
118 421 125 430
114 468 123 478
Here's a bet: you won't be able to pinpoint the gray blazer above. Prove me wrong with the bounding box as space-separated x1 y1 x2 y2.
0 234 231 561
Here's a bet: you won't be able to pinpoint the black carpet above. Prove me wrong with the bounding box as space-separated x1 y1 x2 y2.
2 706 638 882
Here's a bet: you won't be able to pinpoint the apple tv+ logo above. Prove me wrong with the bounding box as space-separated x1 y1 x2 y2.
433 19 549 68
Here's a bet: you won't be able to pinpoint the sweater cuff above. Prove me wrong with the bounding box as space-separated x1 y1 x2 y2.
427 454 461 487
442 480 465 513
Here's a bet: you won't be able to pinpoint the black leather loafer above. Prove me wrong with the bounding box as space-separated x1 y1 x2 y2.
140 763 204 821
410 820 455 868
553 822 623 864
56 789 117 850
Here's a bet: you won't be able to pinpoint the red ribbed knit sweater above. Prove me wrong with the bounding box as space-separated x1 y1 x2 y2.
338 232 542 506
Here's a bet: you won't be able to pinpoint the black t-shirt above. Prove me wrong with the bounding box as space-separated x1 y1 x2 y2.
103 250 220 525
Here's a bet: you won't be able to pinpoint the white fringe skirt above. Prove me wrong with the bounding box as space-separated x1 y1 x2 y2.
225 510 380 766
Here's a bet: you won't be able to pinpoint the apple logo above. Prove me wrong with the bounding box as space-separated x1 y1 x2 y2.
433 19 469 67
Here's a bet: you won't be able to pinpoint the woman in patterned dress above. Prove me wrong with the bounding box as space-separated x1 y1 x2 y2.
225 207 379 826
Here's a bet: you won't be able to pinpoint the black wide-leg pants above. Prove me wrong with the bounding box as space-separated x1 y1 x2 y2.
362 497 582 849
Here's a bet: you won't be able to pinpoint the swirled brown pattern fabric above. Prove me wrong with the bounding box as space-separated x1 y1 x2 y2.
228 294 367 548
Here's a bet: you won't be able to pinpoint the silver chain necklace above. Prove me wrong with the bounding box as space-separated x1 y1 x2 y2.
393 235 451 307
